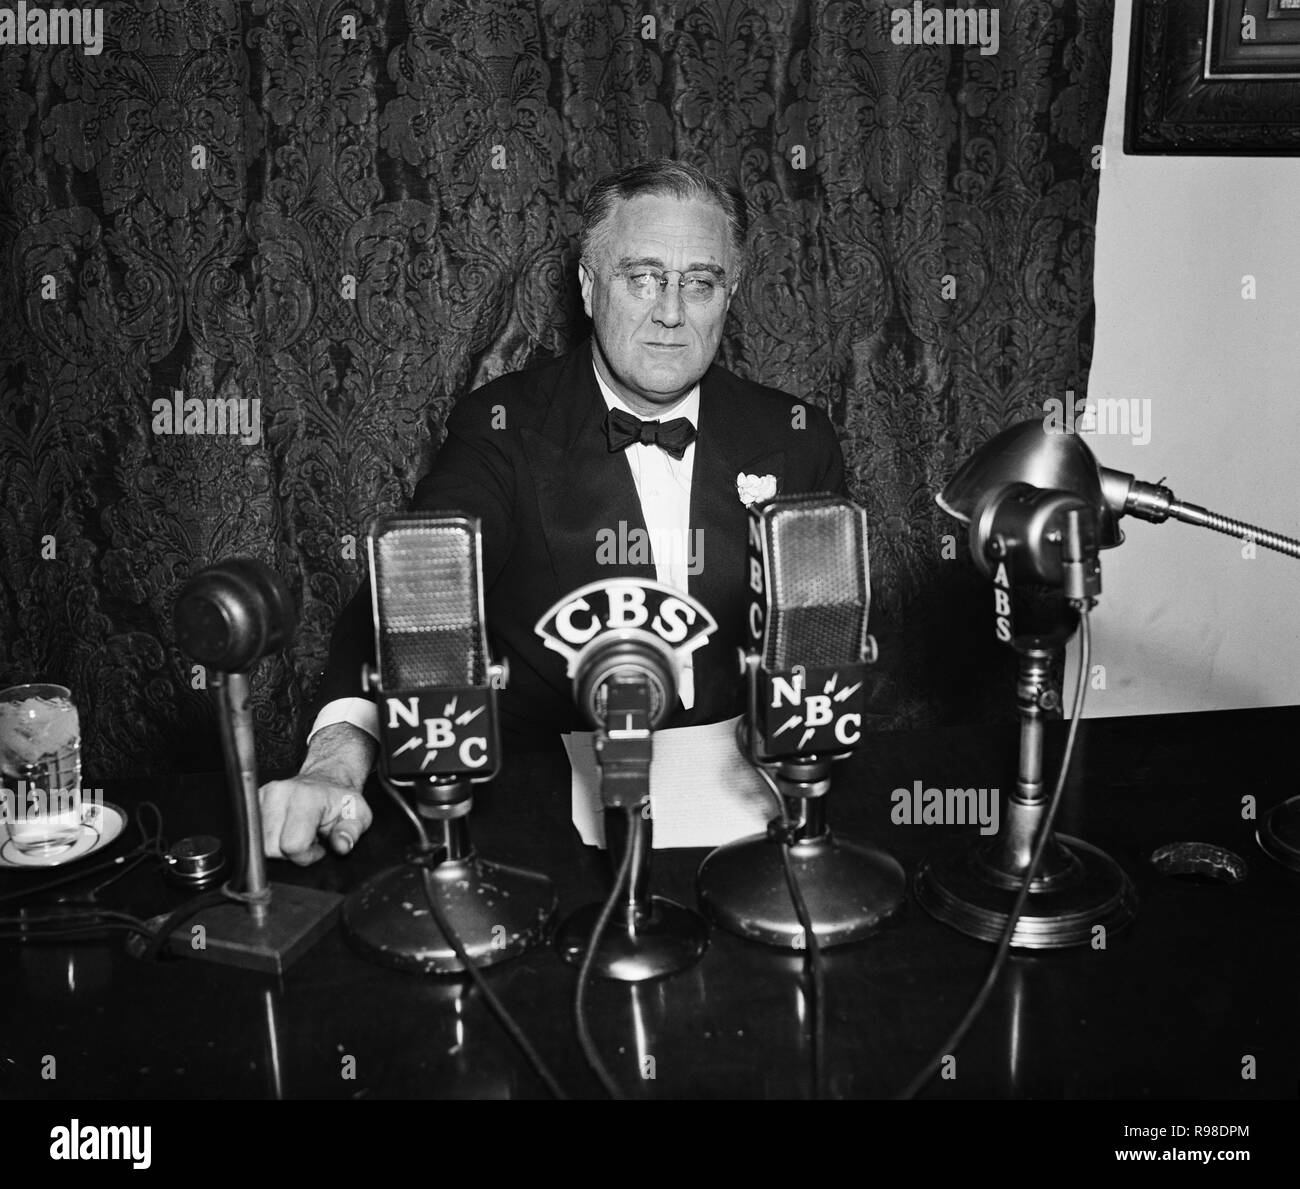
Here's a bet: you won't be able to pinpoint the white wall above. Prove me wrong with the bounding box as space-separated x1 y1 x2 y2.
1078 3 1300 717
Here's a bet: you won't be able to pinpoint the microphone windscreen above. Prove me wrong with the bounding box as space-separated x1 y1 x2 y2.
369 514 486 688
174 558 295 672
758 495 869 670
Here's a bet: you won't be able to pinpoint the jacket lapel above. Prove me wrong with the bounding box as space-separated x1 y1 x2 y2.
523 343 657 593
689 368 785 616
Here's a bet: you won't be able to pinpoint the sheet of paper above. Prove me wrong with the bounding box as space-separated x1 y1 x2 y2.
563 716 775 849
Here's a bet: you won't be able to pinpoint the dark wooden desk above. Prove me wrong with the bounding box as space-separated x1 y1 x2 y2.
2 707 1298 1104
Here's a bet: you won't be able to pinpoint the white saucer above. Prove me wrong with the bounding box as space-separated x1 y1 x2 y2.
0 801 127 870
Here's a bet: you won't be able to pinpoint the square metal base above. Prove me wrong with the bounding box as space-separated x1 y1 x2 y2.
161 883 343 975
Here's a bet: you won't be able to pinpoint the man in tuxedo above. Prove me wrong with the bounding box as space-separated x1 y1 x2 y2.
260 159 847 864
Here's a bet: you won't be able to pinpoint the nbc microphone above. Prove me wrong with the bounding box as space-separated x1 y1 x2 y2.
365 512 502 787
341 512 555 974
698 493 905 948
745 494 875 762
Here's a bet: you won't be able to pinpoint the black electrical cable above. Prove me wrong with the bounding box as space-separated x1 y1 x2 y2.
896 605 1093 1101
752 763 827 1101
573 803 637 1100
375 776 568 1100
415 863 568 1100
733 717 827 1101
137 888 232 961
0 907 160 944
0 801 167 907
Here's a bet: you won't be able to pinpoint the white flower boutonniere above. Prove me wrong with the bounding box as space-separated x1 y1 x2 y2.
736 472 778 507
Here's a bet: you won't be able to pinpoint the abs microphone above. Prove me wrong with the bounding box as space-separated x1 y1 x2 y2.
698 494 906 948
340 512 555 974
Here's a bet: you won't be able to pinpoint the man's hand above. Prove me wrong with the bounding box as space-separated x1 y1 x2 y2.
259 722 377 865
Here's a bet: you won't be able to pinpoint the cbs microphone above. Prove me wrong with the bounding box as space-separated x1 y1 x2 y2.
697 494 905 948
341 512 555 974
535 579 716 981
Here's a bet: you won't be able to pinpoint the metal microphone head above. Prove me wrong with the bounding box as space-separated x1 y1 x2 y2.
368 513 488 689
752 494 871 669
574 634 678 731
174 558 296 672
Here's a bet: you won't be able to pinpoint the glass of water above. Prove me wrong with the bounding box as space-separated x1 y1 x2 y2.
0 683 83 856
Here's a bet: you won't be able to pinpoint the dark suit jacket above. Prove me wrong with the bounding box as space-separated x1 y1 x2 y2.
313 340 849 743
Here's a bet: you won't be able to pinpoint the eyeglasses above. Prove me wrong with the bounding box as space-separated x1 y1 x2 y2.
616 268 725 304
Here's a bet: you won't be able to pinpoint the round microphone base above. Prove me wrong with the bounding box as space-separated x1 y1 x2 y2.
696 831 906 948
554 896 708 983
342 852 556 975
1257 795 1300 872
914 832 1135 949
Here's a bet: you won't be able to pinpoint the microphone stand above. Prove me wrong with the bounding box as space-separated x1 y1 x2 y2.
554 675 708 981
162 670 343 975
342 707 556 974
916 507 1135 947
913 629 1135 947
696 656 906 948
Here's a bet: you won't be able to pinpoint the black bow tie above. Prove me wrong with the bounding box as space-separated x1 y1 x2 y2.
604 407 697 460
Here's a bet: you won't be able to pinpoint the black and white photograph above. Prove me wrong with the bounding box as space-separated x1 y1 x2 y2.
0 0 1296 1162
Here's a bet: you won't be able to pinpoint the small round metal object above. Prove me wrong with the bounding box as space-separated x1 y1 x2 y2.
1150 842 1247 885
163 835 227 889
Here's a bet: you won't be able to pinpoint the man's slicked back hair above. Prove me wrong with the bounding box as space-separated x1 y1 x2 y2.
578 159 749 280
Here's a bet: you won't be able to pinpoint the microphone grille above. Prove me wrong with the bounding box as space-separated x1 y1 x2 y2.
762 496 869 669
370 514 486 688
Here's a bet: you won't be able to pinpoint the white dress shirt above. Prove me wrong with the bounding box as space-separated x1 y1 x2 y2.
308 363 700 744
595 369 699 710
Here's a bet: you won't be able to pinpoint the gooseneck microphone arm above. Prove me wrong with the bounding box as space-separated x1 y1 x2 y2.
1101 468 1300 559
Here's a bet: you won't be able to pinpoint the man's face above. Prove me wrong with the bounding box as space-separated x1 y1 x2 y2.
579 193 737 415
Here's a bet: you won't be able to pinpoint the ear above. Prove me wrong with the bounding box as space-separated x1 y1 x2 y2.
578 260 595 319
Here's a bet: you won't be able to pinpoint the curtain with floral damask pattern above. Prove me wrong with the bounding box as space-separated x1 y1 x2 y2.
0 0 1113 777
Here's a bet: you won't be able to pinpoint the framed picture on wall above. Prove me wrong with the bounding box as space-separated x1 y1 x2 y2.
1126 0 1300 152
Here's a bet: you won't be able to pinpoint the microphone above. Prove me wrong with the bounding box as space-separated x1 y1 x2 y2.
919 456 1136 948
535 579 715 980
175 559 297 673
746 494 876 761
340 512 555 974
698 494 905 949
170 559 341 975
365 513 501 782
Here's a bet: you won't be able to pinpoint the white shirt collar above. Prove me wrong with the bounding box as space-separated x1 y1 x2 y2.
592 362 700 427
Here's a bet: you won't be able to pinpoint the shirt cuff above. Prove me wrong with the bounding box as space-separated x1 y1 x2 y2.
308 698 379 745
